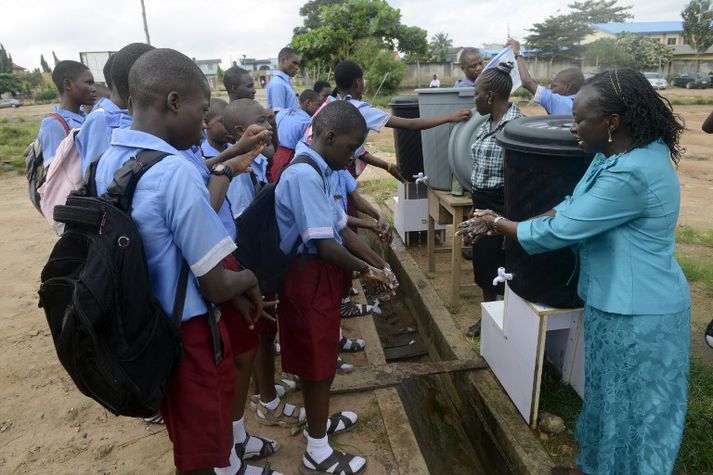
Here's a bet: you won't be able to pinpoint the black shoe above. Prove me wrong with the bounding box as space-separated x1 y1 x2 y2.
466 321 481 338
706 319 713 349
461 247 473 260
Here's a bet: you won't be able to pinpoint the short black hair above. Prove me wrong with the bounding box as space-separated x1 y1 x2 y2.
586 68 684 164
278 47 298 62
103 54 116 89
223 66 250 90
221 98 262 133
206 98 228 121
52 60 89 94
459 47 482 66
476 61 514 100
299 89 321 104
312 100 367 138
334 60 363 90
129 48 209 108
555 68 585 93
313 80 331 93
112 43 155 103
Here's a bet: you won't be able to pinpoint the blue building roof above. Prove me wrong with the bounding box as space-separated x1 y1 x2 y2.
591 21 683 35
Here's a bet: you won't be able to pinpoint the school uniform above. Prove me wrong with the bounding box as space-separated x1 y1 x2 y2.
266 70 299 112
534 85 575 115
75 99 132 175
330 169 360 295
91 96 112 112
37 107 85 163
200 139 224 159
94 128 237 471
225 153 268 219
454 77 475 88
269 107 312 182
275 141 348 381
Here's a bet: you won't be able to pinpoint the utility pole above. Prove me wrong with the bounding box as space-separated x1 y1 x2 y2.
140 0 151 45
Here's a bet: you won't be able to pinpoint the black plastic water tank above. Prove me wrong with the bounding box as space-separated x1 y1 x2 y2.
389 96 423 181
497 116 595 308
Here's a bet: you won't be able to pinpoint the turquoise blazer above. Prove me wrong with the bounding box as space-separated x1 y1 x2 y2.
517 140 690 315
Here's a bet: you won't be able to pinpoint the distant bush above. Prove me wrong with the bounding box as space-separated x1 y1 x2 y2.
35 87 57 102
511 87 533 99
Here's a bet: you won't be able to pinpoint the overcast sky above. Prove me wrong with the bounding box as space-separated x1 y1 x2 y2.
2 0 689 71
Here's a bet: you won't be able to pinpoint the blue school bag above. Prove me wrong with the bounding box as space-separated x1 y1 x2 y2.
37 150 189 418
234 155 322 295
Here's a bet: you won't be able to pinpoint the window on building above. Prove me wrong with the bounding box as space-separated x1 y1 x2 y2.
667 38 677 45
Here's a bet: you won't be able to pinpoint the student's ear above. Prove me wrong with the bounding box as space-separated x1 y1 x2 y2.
235 124 246 137
63 78 72 94
325 130 336 145
166 91 181 113
607 113 621 133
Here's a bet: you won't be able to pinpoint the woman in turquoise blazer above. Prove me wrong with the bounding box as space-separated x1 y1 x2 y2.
476 69 690 475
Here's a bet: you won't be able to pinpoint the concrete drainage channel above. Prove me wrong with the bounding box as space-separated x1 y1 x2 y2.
363 236 556 474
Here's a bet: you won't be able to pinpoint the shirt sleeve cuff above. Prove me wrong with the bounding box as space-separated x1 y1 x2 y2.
374 113 391 132
534 85 546 105
190 236 237 277
302 227 334 242
517 218 549 255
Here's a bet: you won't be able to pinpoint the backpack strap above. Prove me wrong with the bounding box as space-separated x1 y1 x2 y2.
172 263 190 328
47 113 71 136
105 150 171 211
289 154 325 187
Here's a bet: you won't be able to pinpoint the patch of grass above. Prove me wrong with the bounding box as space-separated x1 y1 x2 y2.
359 178 397 206
676 253 713 290
676 225 713 248
677 358 713 474
669 96 713 106
0 121 38 173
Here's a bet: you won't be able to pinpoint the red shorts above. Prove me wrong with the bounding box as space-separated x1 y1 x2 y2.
279 258 342 381
267 146 295 183
221 255 258 354
160 315 235 471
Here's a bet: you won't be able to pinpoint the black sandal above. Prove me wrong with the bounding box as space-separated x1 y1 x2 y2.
300 450 367 475
340 300 372 318
240 433 280 460
339 336 365 353
326 411 358 435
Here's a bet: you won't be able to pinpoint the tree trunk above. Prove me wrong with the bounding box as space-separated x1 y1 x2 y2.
140 0 151 46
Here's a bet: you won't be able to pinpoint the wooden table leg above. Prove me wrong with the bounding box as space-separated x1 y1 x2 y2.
450 208 464 312
427 214 436 273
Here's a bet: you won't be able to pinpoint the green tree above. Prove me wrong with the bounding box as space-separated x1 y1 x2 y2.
0 73 21 95
40 54 51 73
583 38 635 68
217 64 224 85
0 44 12 73
429 32 453 63
294 0 346 33
525 13 592 59
52 50 60 66
617 33 673 69
568 0 633 23
353 37 405 95
398 25 428 62
682 0 713 71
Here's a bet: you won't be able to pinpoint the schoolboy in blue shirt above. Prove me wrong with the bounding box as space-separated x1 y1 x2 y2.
269 89 321 182
275 100 394 475
201 98 231 158
454 47 485 88
313 80 333 102
508 39 583 115
76 43 154 175
37 60 96 162
266 47 300 112
223 66 257 101
93 48 279 475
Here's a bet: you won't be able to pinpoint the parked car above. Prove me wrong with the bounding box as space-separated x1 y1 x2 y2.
0 98 23 109
672 72 710 89
643 72 668 90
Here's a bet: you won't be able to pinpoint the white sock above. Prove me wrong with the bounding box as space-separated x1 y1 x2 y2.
327 411 358 432
214 446 239 475
341 297 350 304
306 434 333 464
261 396 280 411
233 418 247 445
274 384 286 398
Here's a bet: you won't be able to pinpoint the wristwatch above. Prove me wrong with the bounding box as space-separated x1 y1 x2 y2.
211 163 234 180
493 216 506 232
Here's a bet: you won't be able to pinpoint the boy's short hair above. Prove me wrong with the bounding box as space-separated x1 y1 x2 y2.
112 43 155 103
103 55 116 89
556 68 585 92
313 80 331 93
223 66 250 90
334 61 363 90
129 48 209 108
312 100 366 138
278 47 298 62
206 98 228 121
221 99 260 133
459 47 481 66
299 89 321 104
52 60 90 94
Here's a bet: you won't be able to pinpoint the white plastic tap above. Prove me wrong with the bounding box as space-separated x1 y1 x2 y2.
413 172 428 185
492 267 513 286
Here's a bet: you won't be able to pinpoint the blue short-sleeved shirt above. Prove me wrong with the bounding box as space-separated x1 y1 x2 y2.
276 108 311 150
226 154 268 219
94 129 237 322
454 77 475 88
534 85 575 116
91 97 112 113
37 107 86 162
267 71 299 111
76 99 132 175
329 169 358 212
275 141 347 255
200 139 224 158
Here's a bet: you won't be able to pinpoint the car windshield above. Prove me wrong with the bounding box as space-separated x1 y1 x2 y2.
644 72 660 79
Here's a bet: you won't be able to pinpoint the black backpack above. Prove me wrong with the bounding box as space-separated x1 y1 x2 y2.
234 155 322 295
38 150 189 418
24 113 70 213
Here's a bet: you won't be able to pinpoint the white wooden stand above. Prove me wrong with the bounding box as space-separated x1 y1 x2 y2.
480 283 584 427
393 182 444 245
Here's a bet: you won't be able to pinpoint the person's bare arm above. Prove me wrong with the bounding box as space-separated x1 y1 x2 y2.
506 39 538 94
205 125 272 168
340 227 386 269
315 238 370 273
360 151 404 181
198 265 259 304
703 110 713 134
386 109 471 131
